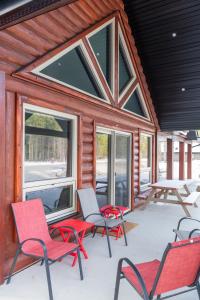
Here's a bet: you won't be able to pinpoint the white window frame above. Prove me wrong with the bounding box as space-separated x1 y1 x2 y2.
32 40 109 103
122 83 150 120
23 103 77 221
86 18 115 98
140 133 152 190
96 126 132 210
118 25 136 101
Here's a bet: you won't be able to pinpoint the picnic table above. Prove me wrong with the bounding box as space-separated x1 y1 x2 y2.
145 179 196 217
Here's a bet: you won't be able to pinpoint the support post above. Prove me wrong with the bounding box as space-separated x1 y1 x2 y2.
167 138 173 179
179 142 185 180
187 143 192 179
0 72 6 284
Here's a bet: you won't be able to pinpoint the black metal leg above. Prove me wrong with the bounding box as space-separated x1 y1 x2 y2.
114 260 122 300
157 295 161 300
105 226 112 258
121 222 128 246
6 246 21 284
196 281 200 299
44 256 53 300
40 259 44 266
92 226 97 238
77 248 83 280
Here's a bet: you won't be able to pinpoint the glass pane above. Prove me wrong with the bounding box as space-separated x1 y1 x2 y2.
96 133 111 208
25 110 72 182
119 38 132 94
124 88 146 117
40 46 103 98
173 142 179 180
26 185 73 215
140 135 152 186
89 25 112 89
192 143 200 179
115 135 130 207
157 138 167 181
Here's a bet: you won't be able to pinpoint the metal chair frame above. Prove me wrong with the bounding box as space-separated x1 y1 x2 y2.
114 240 200 300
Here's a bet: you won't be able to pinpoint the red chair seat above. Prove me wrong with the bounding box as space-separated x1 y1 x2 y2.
122 259 160 295
22 240 78 261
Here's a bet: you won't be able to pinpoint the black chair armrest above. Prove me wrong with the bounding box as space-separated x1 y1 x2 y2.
117 257 149 300
176 217 200 231
189 229 200 238
20 238 47 256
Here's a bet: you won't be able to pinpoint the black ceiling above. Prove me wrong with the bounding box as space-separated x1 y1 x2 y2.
124 0 200 131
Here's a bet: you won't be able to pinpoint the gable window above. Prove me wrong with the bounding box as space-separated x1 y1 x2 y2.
27 16 151 121
122 85 149 119
23 104 77 221
140 133 152 189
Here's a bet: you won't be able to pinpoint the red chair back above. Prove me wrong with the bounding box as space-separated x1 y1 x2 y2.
12 199 51 244
153 237 200 295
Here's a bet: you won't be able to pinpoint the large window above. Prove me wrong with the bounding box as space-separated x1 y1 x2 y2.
157 137 167 181
23 104 77 221
140 134 152 189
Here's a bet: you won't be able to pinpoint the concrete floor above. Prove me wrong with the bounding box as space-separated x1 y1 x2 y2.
0 201 200 300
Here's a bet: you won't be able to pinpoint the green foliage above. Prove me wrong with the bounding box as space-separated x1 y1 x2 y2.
96 134 108 159
26 112 62 131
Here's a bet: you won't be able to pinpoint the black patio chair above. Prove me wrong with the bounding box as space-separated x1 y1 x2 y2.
77 188 128 257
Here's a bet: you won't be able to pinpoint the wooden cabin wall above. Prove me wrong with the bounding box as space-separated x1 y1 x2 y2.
0 0 158 284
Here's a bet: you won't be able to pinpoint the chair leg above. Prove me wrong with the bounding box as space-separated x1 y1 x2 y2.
114 261 122 300
44 256 54 300
157 295 161 300
92 227 97 238
121 222 128 246
196 281 200 299
105 226 112 258
77 248 83 280
7 246 21 284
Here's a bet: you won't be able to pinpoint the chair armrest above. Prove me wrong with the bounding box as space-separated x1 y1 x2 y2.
20 238 47 256
189 229 200 238
117 257 149 300
176 217 200 230
50 226 79 245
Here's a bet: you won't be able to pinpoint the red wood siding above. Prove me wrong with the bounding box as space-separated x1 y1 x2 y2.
0 0 158 283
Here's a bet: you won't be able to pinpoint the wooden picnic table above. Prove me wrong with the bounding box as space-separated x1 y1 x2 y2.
146 179 194 217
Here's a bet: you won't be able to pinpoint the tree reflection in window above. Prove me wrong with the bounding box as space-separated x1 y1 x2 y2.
25 110 72 182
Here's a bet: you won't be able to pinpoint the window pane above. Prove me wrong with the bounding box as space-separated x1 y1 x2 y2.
96 133 111 208
40 46 103 98
115 135 130 207
124 88 146 117
25 185 73 215
25 110 72 182
89 25 112 90
140 135 152 186
119 39 132 94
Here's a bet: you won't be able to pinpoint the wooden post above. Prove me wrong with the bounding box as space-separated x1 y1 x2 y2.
179 141 185 180
167 138 173 179
187 143 192 179
0 72 6 284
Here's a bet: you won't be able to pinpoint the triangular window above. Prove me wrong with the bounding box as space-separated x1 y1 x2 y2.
123 85 149 118
32 42 107 101
88 20 114 93
118 27 136 99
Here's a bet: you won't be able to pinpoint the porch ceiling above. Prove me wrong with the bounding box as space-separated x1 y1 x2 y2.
124 0 200 131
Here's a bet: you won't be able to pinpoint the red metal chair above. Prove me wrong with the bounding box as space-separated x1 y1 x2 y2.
114 237 200 300
6 199 83 300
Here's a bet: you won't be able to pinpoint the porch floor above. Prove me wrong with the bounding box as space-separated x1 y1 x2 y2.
0 201 200 300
